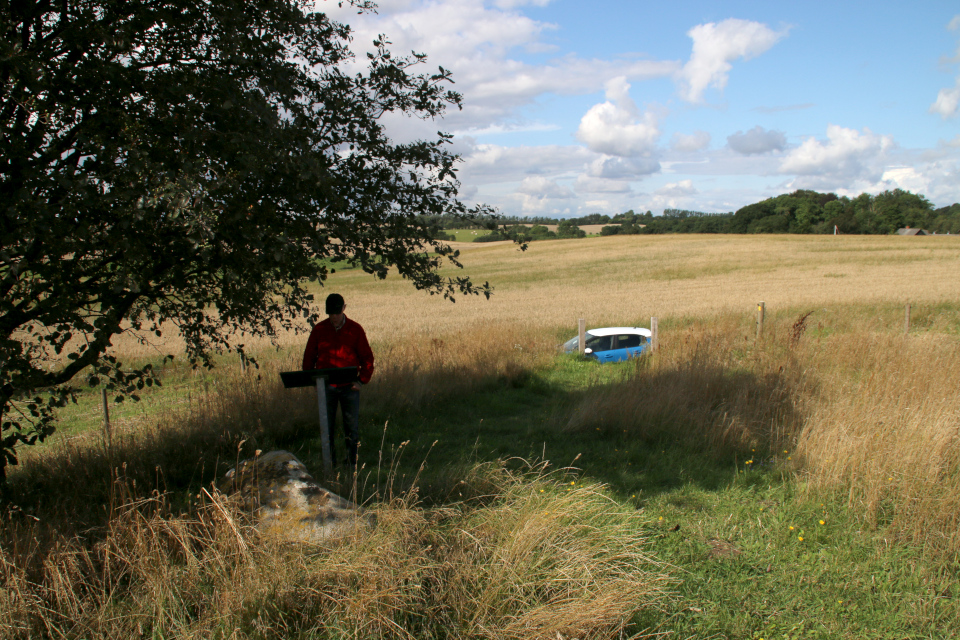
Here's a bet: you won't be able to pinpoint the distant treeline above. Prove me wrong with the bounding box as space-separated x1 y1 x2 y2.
472 220 587 243
417 212 614 230
420 189 960 239
605 190 960 235
626 190 959 235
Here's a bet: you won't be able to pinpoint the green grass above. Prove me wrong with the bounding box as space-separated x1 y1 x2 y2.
641 476 954 639
25 362 225 446
445 228 488 242
12 349 959 639
271 355 955 638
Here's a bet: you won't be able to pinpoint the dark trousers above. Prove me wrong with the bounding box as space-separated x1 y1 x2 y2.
325 385 360 466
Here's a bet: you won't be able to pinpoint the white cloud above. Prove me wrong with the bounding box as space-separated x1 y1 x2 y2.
459 143 593 184
316 3 960 215
677 19 787 103
655 180 698 197
671 130 711 152
881 167 929 194
931 83 960 118
727 126 787 155
320 0 677 135
575 175 634 193
576 77 661 157
779 125 893 181
585 155 660 179
943 134 960 148
890 153 960 206
646 180 701 211
516 176 574 199
931 16 960 118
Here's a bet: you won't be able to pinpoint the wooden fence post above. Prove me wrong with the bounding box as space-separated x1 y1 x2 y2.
756 302 765 340
101 388 111 450
904 304 911 335
578 318 586 355
650 317 659 352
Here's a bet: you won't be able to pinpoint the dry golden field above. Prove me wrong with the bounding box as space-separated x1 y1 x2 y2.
108 233 960 360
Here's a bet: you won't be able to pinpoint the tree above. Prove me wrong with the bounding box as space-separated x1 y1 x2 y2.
0 0 496 477
730 200 776 233
555 220 585 238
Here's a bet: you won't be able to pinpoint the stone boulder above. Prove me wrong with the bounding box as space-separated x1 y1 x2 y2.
219 450 374 543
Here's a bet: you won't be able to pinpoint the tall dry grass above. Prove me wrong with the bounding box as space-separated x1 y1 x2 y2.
560 314 808 454
796 332 960 559
557 306 960 562
0 463 672 640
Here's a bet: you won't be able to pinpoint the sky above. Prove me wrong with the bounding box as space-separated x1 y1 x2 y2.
319 0 960 218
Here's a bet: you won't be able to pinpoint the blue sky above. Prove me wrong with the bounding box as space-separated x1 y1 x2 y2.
322 0 960 217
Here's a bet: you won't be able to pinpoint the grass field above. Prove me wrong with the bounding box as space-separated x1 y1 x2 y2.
3 233 959 639
96 233 960 362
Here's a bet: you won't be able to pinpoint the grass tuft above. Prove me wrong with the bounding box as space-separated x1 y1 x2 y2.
0 463 672 639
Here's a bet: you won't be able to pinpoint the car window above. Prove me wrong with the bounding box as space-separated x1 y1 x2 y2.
585 335 613 352
616 334 645 348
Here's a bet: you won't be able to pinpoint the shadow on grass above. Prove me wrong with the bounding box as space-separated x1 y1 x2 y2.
1 350 802 559
324 355 802 508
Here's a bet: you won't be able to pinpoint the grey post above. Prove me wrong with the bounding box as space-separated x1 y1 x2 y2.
650 317 659 352
756 301 765 340
578 318 586 355
315 377 333 476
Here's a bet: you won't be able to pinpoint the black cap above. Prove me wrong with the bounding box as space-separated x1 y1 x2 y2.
325 293 345 314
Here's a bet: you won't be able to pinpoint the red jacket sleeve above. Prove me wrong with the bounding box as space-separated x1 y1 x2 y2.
302 324 321 370
355 325 374 384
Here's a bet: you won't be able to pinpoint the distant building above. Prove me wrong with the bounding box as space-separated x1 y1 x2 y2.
897 227 929 236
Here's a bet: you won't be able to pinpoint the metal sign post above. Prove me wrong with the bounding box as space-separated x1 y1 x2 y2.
280 366 359 479
314 377 333 476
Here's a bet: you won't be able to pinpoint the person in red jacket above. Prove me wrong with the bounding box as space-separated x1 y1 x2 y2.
302 293 374 467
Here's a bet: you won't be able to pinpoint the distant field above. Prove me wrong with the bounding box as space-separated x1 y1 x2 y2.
444 224 608 242
446 228 487 241
536 223 609 235
312 233 960 343
106 233 960 359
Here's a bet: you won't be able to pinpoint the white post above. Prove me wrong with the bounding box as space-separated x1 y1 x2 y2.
650 317 659 352
315 378 333 476
578 318 586 355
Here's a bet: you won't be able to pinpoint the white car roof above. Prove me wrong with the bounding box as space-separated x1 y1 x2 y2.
586 327 652 338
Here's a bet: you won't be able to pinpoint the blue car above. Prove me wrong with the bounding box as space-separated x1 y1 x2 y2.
561 327 652 363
